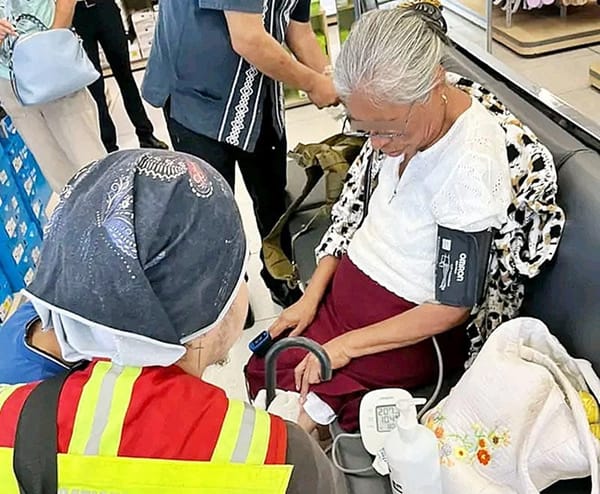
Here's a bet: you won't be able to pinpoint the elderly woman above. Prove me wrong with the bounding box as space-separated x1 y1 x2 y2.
246 3 513 433
0 150 345 494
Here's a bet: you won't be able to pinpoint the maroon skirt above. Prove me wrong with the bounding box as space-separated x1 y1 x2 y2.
245 255 468 431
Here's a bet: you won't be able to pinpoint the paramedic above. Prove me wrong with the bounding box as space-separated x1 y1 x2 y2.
0 150 346 494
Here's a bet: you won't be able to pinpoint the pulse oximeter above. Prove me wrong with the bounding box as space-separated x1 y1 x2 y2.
249 330 274 358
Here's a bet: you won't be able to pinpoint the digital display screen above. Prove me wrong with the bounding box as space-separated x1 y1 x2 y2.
375 404 400 432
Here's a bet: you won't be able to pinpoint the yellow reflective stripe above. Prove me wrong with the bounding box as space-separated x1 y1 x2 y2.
58 453 293 494
0 385 21 412
210 400 245 463
246 408 270 464
68 361 112 455
0 447 19 494
98 366 142 457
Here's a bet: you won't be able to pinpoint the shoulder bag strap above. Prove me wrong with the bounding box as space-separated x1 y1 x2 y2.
12 369 72 494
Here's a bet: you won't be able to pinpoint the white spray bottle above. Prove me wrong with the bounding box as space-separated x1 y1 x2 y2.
383 398 442 494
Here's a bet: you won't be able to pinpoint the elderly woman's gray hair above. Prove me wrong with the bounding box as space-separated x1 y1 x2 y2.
334 8 446 107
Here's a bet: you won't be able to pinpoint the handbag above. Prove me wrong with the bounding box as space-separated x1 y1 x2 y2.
422 317 600 494
7 13 99 106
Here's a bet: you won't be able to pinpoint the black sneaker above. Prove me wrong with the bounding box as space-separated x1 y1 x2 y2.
139 136 169 150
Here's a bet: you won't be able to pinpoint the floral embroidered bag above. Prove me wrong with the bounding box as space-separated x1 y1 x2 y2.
423 317 600 494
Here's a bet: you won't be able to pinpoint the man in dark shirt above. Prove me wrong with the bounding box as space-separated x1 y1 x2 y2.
142 0 338 309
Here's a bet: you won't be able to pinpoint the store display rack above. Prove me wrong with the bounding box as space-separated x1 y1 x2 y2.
443 0 600 56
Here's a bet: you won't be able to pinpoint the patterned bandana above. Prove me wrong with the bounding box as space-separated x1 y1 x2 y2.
25 150 247 356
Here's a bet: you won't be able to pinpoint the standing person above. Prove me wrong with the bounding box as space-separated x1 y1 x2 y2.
72 0 168 152
0 150 347 494
142 0 339 310
0 0 106 193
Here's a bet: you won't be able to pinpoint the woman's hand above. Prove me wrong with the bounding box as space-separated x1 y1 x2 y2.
268 294 320 339
0 20 16 42
294 335 352 400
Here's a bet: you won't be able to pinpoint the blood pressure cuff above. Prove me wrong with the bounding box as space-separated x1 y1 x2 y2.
435 226 494 308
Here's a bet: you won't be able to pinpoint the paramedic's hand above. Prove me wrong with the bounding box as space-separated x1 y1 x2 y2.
0 20 16 41
308 74 339 109
269 295 319 339
295 336 351 401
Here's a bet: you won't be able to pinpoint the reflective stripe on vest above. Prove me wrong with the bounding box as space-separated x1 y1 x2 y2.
68 361 141 456
212 400 271 464
0 362 292 494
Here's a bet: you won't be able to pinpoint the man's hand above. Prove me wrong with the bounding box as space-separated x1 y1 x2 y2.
294 335 352 400
0 20 16 42
307 73 339 109
225 10 339 107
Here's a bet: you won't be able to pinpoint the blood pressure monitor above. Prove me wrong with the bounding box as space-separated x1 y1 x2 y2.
359 389 426 456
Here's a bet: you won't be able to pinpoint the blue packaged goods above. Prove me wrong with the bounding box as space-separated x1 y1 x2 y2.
0 220 42 291
0 118 52 235
0 268 13 323
0 115 19 150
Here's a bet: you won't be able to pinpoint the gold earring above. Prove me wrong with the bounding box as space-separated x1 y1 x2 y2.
441 93 448 105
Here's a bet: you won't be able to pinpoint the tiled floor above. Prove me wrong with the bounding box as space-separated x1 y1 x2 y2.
102 12 599 401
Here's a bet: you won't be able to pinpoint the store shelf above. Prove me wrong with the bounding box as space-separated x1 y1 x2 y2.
591 61 600 91
443 0 600 56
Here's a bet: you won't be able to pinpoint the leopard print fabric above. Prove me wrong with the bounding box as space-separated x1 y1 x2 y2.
315 73 566 365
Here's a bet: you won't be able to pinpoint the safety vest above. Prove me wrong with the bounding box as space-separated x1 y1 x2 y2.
0 360 292 494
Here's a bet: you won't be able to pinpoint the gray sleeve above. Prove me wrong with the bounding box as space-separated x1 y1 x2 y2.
197 0 263 14
285 422 348 494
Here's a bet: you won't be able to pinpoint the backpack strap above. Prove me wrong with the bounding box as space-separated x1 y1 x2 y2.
13 370 73 494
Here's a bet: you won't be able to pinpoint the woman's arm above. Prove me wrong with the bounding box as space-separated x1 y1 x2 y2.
303 255 339 307
51 0 77 29
294 303 470 397
269 256 340 338
342 303 470 358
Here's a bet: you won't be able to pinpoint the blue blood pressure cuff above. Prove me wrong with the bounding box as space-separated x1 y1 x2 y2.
435 226 493 308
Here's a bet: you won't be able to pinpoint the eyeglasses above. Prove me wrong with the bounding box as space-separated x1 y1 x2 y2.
343 103 415 141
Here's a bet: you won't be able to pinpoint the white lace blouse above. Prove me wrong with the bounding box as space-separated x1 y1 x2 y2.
344 97 513 305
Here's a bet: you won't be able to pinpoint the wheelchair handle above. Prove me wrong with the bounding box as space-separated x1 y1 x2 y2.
265 337 333 408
